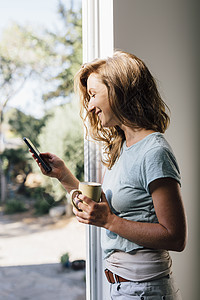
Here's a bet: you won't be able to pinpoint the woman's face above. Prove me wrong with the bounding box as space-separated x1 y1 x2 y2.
87 73 119 127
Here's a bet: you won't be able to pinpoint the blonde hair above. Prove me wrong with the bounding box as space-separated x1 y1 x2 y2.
75 51 170 169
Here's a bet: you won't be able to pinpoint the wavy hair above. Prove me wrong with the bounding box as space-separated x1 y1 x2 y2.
75 51 170 169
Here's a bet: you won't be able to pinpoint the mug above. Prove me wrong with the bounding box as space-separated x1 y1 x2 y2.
70 182 102 211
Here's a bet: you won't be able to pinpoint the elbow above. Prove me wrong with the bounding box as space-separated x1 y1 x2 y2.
166 222 187 252
174 238 186 252
170 233 187 252
175 226 187 252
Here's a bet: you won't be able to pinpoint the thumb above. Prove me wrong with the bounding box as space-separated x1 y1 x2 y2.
100 191 107 203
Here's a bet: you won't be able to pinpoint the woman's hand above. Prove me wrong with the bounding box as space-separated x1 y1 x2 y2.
30 151 79 192
30 151 65 180
73 191 115 229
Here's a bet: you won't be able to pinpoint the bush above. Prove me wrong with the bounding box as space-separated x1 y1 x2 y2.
23 186 49 200
4 198 27 214
34 197 54 215
20 186 55 215
60 252 70 268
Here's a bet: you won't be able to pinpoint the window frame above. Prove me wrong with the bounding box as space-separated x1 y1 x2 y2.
82 0 113 299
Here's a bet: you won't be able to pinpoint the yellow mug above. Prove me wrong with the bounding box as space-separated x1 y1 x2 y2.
70 182 102 211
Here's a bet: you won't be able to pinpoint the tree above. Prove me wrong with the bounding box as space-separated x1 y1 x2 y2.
42 4 82 102
38 99 84 200
0 23 56 202
1 148 31 196
0 2 83 202
1 108 50 196
0 22 56 122
36 3 83 200
8 108 50 147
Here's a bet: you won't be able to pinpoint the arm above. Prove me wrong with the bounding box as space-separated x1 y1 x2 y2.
74 177 187 252
32 152 79 193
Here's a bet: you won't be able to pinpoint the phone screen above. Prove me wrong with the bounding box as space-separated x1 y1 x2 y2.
23 137 52 173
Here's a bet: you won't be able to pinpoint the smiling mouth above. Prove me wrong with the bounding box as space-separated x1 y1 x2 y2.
96 109 102 116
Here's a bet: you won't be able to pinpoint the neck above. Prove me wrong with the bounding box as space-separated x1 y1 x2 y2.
121 125 156 147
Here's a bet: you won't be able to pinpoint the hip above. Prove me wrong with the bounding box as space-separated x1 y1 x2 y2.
109 273 182 300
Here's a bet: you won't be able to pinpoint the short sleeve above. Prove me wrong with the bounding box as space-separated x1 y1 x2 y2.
141 147 181 192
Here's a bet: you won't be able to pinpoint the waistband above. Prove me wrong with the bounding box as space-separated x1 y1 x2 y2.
104 268 171 285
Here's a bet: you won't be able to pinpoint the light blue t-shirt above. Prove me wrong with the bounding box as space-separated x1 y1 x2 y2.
101 132 181 259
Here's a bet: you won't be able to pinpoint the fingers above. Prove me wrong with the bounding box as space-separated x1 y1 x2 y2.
73 194 102 223
72 195 83 212
74 191 108 212
74 196 82 208
73 214 89 225
29 149 36 158
29 150 53 161
75 195 90 212
40 153 54 164
72 206 90 224
31 154 47 174
40 152 53 159
78 194 93 205
72 194 95 215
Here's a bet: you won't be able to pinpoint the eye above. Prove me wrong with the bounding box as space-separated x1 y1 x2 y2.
91 94 96 99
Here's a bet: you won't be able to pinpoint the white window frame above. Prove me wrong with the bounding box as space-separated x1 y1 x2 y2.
82 0 113 299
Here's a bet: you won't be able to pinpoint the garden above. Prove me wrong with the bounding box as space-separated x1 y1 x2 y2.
0 1 84 218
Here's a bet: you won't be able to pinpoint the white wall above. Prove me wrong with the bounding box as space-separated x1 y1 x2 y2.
113 0 200 299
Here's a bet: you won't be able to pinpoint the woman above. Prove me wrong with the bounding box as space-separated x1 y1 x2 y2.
35 51 187 299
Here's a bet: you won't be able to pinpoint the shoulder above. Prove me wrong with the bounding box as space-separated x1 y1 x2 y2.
143 133 178 166
139 133 181 190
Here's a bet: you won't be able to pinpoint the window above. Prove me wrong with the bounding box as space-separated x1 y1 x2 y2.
82 0 113 299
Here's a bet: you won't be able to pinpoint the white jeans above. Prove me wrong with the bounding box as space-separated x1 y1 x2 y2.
110 274 182 300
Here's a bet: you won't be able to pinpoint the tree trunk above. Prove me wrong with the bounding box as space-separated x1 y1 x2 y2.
0 159 7 203
0 108 7 202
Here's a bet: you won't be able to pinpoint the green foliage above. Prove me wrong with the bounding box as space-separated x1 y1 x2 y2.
8 108 50 147
34 198 54 215
1 108 47 186
0 23 56 116
42 4 82 102
29 186 55 215
60 252 70 265
0 22 55 78
0 2 83 204
0 1 82 112
0 23 54 64
23 186 50 200
38 99 84 200
4 198 27 214
3 185 56 216
1 147 31 178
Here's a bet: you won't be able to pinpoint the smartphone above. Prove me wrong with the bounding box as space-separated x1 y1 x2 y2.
23 137 52 173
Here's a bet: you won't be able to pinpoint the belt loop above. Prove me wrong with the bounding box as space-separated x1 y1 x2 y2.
115 274 120 283
105 269 111 283
107 270 112 283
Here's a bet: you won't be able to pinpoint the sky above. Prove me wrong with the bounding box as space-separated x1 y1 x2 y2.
0 0 81 33
0 0 82 117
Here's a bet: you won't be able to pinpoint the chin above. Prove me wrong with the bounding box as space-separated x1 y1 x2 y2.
100 119 109 127
102 123 114 128
100 116 117 128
